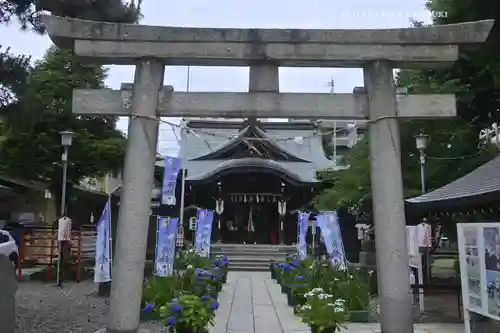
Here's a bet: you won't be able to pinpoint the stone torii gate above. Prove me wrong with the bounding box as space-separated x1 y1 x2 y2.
42 15 493 333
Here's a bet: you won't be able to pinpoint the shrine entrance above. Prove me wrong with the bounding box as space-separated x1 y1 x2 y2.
187 165 315 245
220 194 278 244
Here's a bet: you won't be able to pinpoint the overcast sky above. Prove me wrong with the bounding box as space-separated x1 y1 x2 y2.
1 0 433 156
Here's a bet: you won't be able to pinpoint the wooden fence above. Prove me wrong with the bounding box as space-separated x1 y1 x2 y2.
17 225 97 282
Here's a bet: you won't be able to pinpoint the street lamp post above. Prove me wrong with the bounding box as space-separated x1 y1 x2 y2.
56 131 74 287
414 133 428 194
414 133 431 285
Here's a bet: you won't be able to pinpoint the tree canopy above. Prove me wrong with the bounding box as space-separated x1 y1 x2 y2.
312 0 500 214
0 47 126 183
0 1 142 211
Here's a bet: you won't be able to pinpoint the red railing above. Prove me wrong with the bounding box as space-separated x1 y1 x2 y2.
17 226 97 282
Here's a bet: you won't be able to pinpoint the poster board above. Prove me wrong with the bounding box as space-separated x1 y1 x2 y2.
457 223 500 333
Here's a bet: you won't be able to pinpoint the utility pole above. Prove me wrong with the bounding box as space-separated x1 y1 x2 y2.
327 78 337 165
179 66 190 229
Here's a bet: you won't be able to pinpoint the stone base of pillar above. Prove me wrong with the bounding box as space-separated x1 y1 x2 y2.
97 281 111 297
94 328 150 333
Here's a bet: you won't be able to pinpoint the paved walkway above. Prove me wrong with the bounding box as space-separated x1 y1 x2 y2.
212 272 465 333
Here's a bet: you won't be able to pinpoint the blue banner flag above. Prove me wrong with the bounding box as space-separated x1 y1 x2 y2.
154 216 179 276
316 211 346 267
195 209 214 256
94 199 112 283
297 211 311 260
162 156 182 205
194 209 205 253
200 209 214 256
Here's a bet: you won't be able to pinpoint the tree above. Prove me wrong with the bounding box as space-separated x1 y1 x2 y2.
0 1 142 213
0 0 142 31
312 119 497 214
0 47 127 211
0 0 142 125
311 0 500 214
398 0 500 130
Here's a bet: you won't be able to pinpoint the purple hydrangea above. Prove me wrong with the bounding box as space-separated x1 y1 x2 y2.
171 303 184 312
143 303 155 312
166 316 177 326
209 300 219 310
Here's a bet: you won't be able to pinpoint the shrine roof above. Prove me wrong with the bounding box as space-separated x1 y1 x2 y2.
189 122 312 162
406 155 500 210
180 119 336 171
185 157 319 186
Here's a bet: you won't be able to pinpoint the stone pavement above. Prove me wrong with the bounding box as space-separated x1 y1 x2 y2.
212 271 466 333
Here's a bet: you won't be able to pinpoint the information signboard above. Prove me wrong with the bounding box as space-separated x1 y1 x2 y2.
457 223 500 333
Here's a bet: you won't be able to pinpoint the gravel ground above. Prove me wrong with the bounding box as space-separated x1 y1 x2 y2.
15 281 164 333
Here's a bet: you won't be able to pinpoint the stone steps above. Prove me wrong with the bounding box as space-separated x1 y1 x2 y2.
211 244 295 271
229 264 270 271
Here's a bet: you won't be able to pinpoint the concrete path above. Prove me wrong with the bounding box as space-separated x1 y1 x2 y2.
212 271 465 333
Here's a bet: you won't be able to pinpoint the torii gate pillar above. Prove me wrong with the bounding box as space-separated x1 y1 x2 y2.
365 60 413 330
107 60 164 332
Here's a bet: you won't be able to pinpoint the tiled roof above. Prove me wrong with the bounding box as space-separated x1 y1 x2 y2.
190 124 312 162
186 157 319 185
406 155 500 209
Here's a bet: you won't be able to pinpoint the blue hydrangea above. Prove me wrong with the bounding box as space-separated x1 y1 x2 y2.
166 316 177 326
210 300 219 310
143 303 155 312
171 303 184 312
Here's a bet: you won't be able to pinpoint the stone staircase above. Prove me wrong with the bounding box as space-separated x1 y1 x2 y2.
211 244 296 271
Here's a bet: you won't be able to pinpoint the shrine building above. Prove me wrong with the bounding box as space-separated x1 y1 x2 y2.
157 118 364 245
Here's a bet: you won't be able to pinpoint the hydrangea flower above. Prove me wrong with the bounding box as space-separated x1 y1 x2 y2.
210 300 219 310
171 303 184 312
166 316 177 326
143 303 155 312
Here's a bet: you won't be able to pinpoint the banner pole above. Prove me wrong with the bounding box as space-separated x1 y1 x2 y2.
154 216 159 276
108 197 113 278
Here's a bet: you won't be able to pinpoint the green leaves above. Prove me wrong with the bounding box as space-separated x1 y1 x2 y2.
312 0 500 212
0 0 142 32
311 139 371 210
0 0 144 197
161 294 217 332
0 46 126 211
